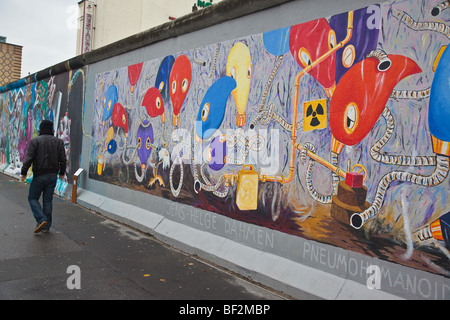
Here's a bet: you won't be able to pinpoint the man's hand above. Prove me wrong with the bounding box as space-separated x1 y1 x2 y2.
20 175 26 182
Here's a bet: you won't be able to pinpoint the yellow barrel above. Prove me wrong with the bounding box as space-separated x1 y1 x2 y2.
236 165 259 211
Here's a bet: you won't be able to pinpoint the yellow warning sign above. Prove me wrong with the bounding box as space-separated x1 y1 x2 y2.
303 99 327 132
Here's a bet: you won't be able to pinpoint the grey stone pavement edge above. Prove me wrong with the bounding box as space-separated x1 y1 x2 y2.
0 172 320 301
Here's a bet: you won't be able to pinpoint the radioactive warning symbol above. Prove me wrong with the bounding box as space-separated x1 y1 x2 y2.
303 99 327 132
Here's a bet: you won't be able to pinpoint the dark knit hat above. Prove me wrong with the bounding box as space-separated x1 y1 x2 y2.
39 120 54 134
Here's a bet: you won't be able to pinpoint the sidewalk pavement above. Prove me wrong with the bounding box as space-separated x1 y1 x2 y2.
0 172 304 301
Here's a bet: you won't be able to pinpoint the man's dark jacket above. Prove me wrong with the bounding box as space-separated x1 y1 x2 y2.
21 133 67 178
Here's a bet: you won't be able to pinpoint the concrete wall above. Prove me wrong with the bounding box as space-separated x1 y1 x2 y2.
1 0 450 299
0 68 85 195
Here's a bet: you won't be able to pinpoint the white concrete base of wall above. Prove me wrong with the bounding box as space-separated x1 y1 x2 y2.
76 188 402 300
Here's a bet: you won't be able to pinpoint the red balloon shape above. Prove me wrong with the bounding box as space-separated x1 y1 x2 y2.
169 55 191 126
128 62 144 92
289 18 336 92
142 87 165 123
329 54 421 147
112 103 129 136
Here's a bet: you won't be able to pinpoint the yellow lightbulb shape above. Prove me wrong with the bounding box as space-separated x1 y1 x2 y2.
226 42 252 127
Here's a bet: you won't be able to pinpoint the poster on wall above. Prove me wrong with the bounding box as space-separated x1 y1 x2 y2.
89 0 450 277
0 68 86 196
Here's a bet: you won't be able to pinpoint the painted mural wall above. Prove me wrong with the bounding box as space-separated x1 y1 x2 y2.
0 69 86 195
88 0 450 277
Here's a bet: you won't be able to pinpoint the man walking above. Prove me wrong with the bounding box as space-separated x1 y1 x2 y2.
20 120 67 233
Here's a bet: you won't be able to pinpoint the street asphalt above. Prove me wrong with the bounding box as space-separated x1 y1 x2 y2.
0 172 302 302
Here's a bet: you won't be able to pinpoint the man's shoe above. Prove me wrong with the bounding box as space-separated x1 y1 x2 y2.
34 221 48 233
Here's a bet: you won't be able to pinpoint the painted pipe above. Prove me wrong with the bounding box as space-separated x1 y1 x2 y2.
261 11 353 184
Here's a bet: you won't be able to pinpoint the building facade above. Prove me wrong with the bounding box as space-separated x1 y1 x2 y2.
76 0 221 54
0 38 22 87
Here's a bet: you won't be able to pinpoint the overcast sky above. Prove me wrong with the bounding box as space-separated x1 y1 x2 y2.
0 0 78 78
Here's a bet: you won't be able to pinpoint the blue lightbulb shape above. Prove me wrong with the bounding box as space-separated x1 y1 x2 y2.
429 46 450 146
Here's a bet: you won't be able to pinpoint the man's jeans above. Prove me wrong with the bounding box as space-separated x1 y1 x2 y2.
28 174 57 230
